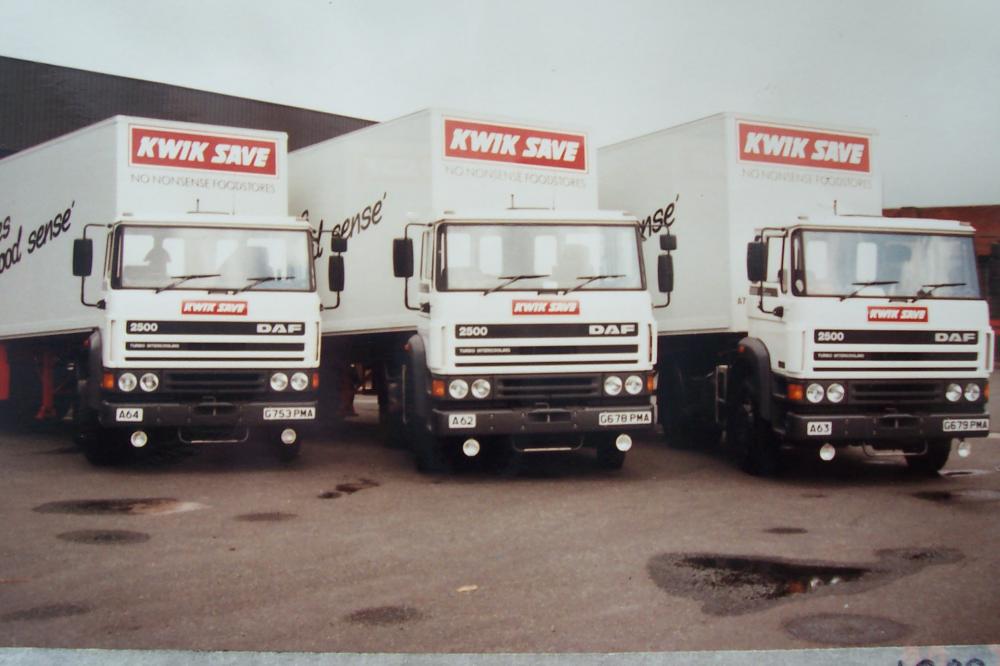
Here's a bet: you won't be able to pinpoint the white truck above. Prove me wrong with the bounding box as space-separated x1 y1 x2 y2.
0 116 342 464
290 109 668 471
599 113 992 474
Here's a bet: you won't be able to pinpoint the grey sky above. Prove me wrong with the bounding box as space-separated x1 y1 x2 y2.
2 0 998 207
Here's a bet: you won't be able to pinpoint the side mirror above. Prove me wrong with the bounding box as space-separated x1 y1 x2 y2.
393 238 414 278
657 254 674 294
331 236 348 253
72 238 93 277
328 255 345 292
746 241 767 283
660 234 677 252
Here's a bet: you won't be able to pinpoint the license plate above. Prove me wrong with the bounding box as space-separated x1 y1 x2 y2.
806 421 832 436
448 414 477 429
115 407 143 423
263 407 316 421
599 411 652 427
943 418 989 433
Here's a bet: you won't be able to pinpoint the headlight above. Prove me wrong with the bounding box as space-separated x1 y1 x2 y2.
945 383 962 402
806 383 825 404
118 372 137 392
449 379 469 399
964 383 981 401
139 372 159 392
604 376 623 396
270 372 289 391
624 375 644 395
290 372 310 391
471 378 491 399
826 383 845 404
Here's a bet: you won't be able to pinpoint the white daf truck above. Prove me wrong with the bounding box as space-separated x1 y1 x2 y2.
290 109 668 471
599 113 991 474
0 116 342 464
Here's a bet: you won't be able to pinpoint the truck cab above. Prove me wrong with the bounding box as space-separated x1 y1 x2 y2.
391 210 663 470
733 214 991 473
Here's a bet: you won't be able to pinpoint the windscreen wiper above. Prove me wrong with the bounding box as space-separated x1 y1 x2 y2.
154 273 221 294
236 275 295 293
911 282 965 301
484 274 550 295
839 280 898 301
566 274 624 293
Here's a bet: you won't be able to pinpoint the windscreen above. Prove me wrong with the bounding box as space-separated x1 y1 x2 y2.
437 223 644 292
114 225 313 292
792 230 980 299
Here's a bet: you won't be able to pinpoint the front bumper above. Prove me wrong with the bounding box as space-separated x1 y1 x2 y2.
784 410 990 443
429 403 656 436
98 400 317 428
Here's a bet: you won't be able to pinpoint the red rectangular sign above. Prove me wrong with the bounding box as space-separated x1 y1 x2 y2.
130 126 278 176
444 118 587 172
181 301 248 316
867 306 928 323
738 122 871 173
512 300 580 315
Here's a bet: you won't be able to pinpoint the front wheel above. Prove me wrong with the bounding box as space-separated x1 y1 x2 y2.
905 438 951 475
727 380 781 476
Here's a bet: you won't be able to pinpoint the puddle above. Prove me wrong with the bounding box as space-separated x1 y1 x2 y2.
235 512 297 522
646 548 961 616
34 498 204 516
334 478 380 494
1 604 90 622
57 530 150 545
800 493 827 499
764 527 808 535
940 469 994 478
784 613 910 645
913 489 1000 503
344 605 423 626
318 491 343 500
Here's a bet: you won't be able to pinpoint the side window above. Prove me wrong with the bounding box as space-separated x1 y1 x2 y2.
766 235 783 284
420 230 433 282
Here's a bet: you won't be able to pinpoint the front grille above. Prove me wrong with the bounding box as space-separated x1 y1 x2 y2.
495 375 601 402
161 371 268 399
849 380 942 405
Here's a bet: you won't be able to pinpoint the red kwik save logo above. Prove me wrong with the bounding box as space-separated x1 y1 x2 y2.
512 300 580 315
867 306 928 323
444 118 587 172
738 122 871 173
130 126 278 176
181 301 248 316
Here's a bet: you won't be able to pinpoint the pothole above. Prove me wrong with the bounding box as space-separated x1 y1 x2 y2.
235 512 297 522
764 527 808 535
335 478 380 494
34 498 204 516
784 613 910 645
913 489 1000 503
1 604 90 622
57 530 150 545
646 548 961 616
344 605 423 626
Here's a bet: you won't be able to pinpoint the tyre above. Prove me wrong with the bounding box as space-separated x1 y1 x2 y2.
905 438 951 475
82 429 130 467
727 379 781 476
412 423 450 473
596 444 626 470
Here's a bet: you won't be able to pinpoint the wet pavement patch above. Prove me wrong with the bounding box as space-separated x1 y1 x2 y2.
784 612 910 645
34 498 204 516
334 478 380 494
57 529 150 545
800 493 827 499
318 491 343 500
1 603 90 622
646 547 961 616
344 605 423 626
235 512 297 522
764 527 808 535
913 489 1000 503
940 469 994 478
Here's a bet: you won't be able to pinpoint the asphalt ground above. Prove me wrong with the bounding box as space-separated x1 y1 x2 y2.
0 392 998 657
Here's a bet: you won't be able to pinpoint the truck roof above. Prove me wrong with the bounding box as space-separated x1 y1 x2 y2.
785 214 974 235
116 212 310 230
432 209 637 224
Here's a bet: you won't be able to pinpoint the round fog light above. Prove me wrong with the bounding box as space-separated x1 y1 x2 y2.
615 434 633 452
819 443 836 461
270 372 289 391
604 376 623 396
462 438 481 457
945 383 962 402
826 383 845 403
471 378 491 399
290 372 310 392
280 428 297 445
449 379 469 399
130 430 148 449
624 375 643 395
139 372 159 392
806 383 825 404
964 383 981 402
118 372 137 392
957 440 972 458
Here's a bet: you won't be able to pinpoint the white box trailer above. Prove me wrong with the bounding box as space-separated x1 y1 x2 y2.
0 116 330 464
291 109 669 471
600 113 991 474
